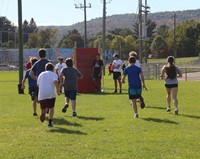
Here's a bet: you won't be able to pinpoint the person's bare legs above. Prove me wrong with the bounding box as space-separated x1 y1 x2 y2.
33 99 37 115
71 100 77 116
49 107 54 120
166 87 171 111
132 99 138 117
114 80 117 93
118 79 122 93
171 87 178 114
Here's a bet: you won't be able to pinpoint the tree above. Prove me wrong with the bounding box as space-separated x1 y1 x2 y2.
22 18 38 44
27 27 58 48
58 29 84 48
0 16 16 47
150 35 167 58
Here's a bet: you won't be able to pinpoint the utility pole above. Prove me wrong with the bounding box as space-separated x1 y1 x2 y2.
18 0 24 93
138 0 143 63
142 0 150 63
138 0 150 63
173 12 177 58
75 0 91 48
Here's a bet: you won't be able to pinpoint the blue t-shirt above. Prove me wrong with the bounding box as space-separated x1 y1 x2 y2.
24 69 37 88
31 59 49 77
123 65 142 89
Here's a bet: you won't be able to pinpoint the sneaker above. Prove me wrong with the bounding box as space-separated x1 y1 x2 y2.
40 109 46 122
119 90 122 94
31 92 36 100
72 112 77 117
33 113 37 116
139 97 145 109
62 104 69 113
113 90 117 94
166 107 171 112
48 122 54 128
174 109 178 115
134 113 139 118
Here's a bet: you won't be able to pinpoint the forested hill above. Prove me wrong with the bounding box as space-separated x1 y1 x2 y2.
39 9 200 38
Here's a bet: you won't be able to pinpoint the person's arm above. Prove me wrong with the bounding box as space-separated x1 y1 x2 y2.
54 80 60 95
140 72 148 91
160 66 166 80
21 78 26 90
29 70 37 80
121 75 126 84
176 67 182 78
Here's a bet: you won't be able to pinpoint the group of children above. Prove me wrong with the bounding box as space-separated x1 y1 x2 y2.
22 48 182 128
22 48 82 128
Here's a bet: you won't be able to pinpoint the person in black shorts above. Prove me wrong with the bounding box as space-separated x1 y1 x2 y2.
160 56 182 115
21 57 38 116
92 53 103 93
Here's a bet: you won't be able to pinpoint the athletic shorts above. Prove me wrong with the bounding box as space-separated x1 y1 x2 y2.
113 72 121 80
29 86 38 95
165 84 178 88
129 88 142 99
39 98 56 109
64 90 77 100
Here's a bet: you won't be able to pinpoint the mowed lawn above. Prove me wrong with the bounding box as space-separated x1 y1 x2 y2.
0 71 200 159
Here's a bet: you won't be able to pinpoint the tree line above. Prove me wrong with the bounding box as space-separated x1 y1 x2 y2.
0 16 200 60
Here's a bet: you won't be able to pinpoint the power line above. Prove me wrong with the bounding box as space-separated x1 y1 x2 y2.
75 0 91 48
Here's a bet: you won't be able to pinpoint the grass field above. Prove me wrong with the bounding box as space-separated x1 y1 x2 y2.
0 71 200 159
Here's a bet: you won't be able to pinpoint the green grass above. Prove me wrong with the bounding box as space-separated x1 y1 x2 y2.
0 71 200 159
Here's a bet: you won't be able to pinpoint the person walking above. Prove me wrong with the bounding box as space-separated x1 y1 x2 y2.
160 56 182 115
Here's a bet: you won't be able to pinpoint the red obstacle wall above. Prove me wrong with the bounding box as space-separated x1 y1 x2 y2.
75 48 99 93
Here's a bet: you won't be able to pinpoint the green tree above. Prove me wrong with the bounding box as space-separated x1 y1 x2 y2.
0 16 16 47
58 29 84 48
150 35 167 57
27 27 58 48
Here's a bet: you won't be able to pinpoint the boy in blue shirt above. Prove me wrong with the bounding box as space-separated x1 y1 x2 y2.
21 57 38 116
121 56 147 118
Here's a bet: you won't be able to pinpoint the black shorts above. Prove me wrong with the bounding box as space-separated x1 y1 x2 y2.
165 84 178 88
39 98 56 109
113 72 121 80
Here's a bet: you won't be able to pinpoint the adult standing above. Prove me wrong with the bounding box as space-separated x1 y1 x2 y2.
112 53 123 93
160 56 182 115
92 53 103 93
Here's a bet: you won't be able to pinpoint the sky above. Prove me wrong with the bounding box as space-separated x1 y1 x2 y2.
0 0 200 26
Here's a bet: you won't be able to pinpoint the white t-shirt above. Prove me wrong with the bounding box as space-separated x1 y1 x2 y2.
112 59 123 72
55 63 66 75
37 71 58 101
135 60 141 68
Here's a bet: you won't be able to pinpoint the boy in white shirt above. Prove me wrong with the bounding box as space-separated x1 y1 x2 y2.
112 53 123 93
37 62 60 128
55 56 66 93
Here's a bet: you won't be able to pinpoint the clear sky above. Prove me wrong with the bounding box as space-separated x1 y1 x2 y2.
0 0 200 26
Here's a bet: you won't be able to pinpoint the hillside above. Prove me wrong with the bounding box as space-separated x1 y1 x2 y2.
39 9 200 38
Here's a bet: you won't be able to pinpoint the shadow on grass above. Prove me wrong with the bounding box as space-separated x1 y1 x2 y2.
145 105 166 110
53 117 82 127
48 127 87 135
142 117 178 124
77 116 104 121
180 114 200 119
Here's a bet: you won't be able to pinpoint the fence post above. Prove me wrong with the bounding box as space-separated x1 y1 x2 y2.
185 68 187 82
